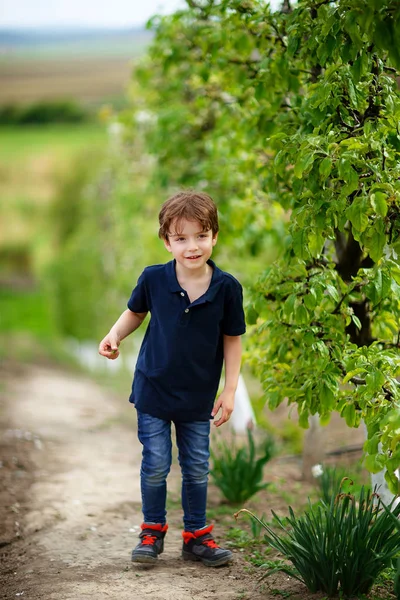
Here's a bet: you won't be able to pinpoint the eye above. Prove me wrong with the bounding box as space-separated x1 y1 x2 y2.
199 234 208 238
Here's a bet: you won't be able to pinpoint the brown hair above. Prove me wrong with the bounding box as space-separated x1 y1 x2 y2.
158 190 219 240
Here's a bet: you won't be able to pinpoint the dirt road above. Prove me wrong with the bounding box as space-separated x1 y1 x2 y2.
0 362 268 600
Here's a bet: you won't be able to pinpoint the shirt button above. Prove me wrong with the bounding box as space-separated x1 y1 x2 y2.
185 308 189 313
180 292 185 296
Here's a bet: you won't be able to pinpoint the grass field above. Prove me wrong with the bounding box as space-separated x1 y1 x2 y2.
0 123 108 246
0 122 108 162
0 122 110 338
0 29 151 105
0 57 135 105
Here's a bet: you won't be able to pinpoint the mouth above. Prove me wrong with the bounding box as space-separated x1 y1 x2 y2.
185 255 201 260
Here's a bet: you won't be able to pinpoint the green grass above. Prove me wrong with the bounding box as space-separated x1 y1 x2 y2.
0 288 57 336
0 123 108 162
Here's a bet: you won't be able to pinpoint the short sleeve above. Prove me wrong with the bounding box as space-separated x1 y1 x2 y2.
127 270 150 313
222 279 246 336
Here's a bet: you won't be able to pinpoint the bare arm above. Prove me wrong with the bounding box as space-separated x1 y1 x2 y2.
98 309 147 360
212 335 242 426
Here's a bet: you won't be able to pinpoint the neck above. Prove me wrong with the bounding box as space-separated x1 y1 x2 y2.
175 261 211 281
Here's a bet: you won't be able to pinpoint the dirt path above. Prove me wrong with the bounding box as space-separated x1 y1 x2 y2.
1 362 269 600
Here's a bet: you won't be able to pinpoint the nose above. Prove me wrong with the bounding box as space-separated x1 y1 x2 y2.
188 237 199 251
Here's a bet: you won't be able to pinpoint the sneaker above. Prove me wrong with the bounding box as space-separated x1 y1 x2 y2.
182 524 233 567
131 523 168 564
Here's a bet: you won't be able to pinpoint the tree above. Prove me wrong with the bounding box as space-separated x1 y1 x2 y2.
135 0 400 492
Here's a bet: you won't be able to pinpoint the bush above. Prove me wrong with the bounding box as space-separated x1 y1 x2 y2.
210 429 275 504
237 486 400 597
0 101 88 125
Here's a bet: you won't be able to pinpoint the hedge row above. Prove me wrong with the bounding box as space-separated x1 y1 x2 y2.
0 101 89 125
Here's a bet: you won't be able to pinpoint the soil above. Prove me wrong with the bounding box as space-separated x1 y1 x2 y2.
0 359 369 600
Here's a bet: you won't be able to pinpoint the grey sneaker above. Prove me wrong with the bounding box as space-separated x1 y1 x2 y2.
131 523 168 564
182 525 233 567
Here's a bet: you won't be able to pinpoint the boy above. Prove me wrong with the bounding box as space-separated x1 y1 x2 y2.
99 190 245 567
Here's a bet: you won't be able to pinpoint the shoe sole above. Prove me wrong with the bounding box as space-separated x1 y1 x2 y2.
131 554 158 564
182 551 233 567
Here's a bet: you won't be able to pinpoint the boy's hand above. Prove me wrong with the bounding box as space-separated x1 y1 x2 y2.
212 390 235 427
98 334 120 360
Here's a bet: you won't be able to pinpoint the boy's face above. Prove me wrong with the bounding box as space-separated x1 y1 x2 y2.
164 218 218 273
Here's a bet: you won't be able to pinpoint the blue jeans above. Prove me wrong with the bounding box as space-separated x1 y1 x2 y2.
137 410 210 532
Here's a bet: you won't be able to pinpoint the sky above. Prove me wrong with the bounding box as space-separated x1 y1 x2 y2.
1 0 280 29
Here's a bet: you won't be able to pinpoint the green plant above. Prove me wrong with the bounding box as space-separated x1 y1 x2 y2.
236 486 400 597
248 512 267 539
395 558 400 600
380 502 400 599
317 466 350 504
210 429 275 504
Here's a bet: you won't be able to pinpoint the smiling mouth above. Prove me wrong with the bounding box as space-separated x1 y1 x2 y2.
186 255 201 260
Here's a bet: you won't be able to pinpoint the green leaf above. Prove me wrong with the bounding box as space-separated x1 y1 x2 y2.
298 409 309 429
367 229 386 261
303 289 317 311
370 192 388 217
343 367 365 384
365 432 380 455
283 294 296 320
325 284 339 303
365 369 385 392
292 229 310 260
366 269 391 305
296 303 309 325
246 306 259 325
384 470 400 495
308 229 325 257
320 382 335 412
346 199 369 234
343 403 356 427
319 157 332 178
294 151 315 179
364 453 386 474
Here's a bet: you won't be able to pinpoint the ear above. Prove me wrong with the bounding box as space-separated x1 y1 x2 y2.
212 232 218 247
163 237 172 252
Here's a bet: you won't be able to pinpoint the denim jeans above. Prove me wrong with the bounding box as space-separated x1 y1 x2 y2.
136 410 210 532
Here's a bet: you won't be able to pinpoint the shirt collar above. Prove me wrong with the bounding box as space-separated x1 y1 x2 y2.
166 259 223 300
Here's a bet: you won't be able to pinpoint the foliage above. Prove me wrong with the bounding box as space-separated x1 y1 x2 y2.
210 429 275 504
0 101 88 125
45 130 168 340
236 486 400 597
134 0 400 492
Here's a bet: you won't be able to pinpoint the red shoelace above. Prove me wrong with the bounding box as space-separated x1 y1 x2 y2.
202 537 219 549
142 535 158 545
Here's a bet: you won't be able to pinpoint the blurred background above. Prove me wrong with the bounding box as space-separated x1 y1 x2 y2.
0 0 282 378
0 0 190 373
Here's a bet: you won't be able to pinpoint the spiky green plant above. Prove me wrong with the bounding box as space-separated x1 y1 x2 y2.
317 466 348 504
395 558 400 600
380 502 400 599
210 429 275 504
236 485 400 597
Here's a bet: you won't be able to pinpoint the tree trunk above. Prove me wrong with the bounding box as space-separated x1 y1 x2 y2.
302 414 324 482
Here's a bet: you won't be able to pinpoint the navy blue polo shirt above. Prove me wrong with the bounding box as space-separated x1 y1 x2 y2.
127 259 246 422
